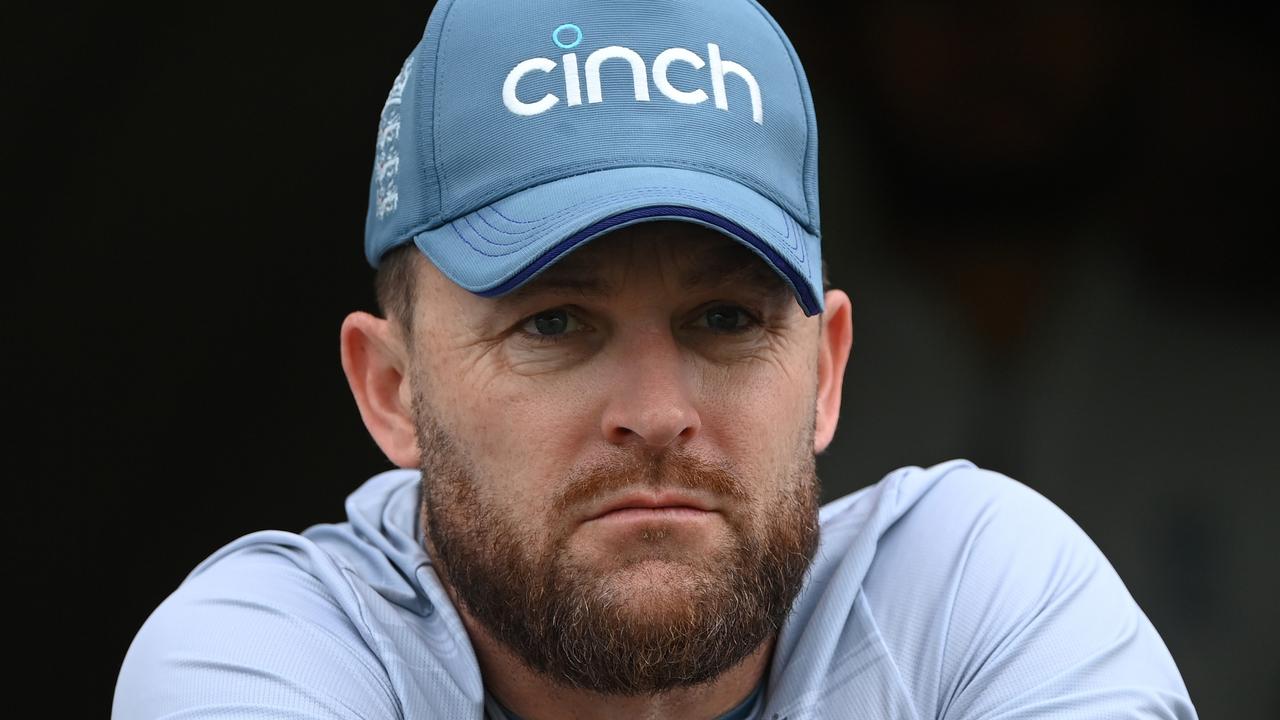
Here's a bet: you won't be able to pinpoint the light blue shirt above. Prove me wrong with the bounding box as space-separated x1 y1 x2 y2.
113 460 1197 718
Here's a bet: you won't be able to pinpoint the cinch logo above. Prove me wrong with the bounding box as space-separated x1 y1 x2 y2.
502 24 764 125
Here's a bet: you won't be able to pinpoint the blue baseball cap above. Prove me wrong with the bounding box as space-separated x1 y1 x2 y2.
364 0 824 315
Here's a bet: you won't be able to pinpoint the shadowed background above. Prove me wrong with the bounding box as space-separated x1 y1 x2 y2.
8 1 1276 717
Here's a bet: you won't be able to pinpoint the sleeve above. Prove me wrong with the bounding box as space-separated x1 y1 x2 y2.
112 543 403 720
864 467 1198 720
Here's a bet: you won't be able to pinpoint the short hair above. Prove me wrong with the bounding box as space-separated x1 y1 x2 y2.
374 242 831 337
374 243 420 339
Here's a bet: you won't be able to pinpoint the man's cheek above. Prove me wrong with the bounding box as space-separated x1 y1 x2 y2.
461 400 591 496
703 377 804 446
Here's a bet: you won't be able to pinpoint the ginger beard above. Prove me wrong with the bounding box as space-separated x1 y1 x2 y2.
413 388 821 695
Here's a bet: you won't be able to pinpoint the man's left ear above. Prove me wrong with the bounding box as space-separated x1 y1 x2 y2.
814 289 853 453
340 311 421 468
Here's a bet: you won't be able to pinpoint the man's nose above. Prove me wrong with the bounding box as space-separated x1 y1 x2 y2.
599 328 701 451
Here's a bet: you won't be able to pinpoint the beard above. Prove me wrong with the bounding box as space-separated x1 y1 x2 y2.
412 390 820 696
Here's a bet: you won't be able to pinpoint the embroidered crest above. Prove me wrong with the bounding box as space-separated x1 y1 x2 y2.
375 56 414 220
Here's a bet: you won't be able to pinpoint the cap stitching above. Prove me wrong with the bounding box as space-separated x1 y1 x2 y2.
449 186 802 264
484 184 794 243
466 187 796 255
447 156 810 227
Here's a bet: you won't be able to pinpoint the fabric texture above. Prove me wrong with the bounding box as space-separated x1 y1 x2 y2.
113 460 1198 719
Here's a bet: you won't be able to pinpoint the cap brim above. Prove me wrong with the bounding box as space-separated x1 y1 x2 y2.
412 166 824 315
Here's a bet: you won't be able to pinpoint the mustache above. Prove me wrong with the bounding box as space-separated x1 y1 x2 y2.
551 449 750 515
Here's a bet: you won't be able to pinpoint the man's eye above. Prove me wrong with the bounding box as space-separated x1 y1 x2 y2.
521 309 582 338
699 305 755 332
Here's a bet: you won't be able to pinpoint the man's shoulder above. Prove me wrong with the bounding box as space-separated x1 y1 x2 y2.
820 458 1043 524
815 458 1114 625
112 468 480 719
112 529 407 718
815 459 1083 565
171 466 429 618
862 459 1104 599
777 460 1196 719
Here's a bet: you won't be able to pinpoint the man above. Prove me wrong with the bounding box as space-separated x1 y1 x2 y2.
113 1 1197 718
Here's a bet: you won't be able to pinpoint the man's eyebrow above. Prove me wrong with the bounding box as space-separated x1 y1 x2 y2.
492 271 614 309
679 250 790 295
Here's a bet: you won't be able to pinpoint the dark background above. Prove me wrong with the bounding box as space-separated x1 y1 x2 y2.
9 1 1277 717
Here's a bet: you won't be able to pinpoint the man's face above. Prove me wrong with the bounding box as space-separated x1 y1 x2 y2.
404 222 823 694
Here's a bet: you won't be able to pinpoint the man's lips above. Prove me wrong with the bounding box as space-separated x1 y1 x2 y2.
583 490 718 522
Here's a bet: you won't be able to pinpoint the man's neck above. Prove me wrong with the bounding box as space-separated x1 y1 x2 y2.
460 609 774 720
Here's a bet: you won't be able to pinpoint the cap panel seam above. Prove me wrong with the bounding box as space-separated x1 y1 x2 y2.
430 0 467 224
744 0 815 228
